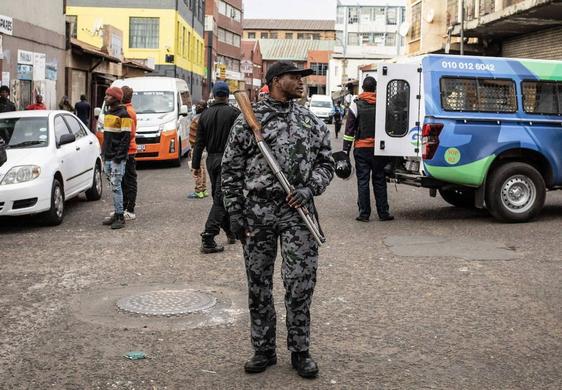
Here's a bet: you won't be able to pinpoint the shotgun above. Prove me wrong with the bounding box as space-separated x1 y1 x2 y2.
233 91 326 246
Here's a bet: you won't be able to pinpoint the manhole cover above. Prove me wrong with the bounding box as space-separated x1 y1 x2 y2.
116 289 217 316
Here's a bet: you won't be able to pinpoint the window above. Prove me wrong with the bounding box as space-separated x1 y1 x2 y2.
261 32 269 39
386 80 410 137
54 116 71 144
66 15 77 38
311 63 328 76
218 0 227 14
180 90 192 107
218 1 241 22
312 33 320 40
270 32 278 39
63 115 87 139
348 7 359 24
440 77 517 113
410 3 421 41
248 32 256 39
348 32 360 46
522 81 562 115
386 7 398 25
385 33 396 47
336 7 345 24
129 17 159 48
285 32 293 39
218 28 241 47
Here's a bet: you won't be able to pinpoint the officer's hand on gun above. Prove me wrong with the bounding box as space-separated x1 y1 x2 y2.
286 187 313 209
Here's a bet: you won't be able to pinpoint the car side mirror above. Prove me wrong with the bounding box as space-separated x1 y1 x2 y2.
58 133 76 147
180 104 189 116
94 107 101 118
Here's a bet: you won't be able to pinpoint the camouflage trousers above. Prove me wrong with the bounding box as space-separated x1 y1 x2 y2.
243 197 319 353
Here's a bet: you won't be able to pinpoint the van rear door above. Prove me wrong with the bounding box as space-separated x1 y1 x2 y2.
375 63 422 157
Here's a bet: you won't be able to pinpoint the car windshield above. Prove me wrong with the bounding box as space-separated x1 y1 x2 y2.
310 100 332 108
0 117 49 149
132 91 175 114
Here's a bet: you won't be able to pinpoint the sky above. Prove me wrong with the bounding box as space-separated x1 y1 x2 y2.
243 0 337 20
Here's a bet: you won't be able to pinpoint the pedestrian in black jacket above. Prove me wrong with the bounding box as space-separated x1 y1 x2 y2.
0 86 16 113
75 94 91 129
191 81 240 253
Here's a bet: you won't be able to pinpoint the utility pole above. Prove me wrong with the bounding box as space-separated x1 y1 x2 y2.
460 0 465 55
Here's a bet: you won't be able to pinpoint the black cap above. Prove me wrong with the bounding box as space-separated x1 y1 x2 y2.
265 61 314 84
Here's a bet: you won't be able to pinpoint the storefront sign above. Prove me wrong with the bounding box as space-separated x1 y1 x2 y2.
46 64 57 81
0 15 13 36
33 53 46 80
17 64 33 80
1 72 9 86
17 50 34 65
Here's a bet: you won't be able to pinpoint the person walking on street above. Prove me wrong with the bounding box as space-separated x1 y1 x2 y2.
343 76 394 222
187 100 209 199
333 101 343 139
26 94 46 110
75 94 91 129
192 81 240 253
101 87 132 229
0 86 16 113
120 86 138 220
59 96 73 112
222 61 335 378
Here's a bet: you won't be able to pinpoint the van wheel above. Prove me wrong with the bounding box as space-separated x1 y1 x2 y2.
172 138 182 167
439 188 476 208
85 162 103 201
42 178 65 225
485 162 546 222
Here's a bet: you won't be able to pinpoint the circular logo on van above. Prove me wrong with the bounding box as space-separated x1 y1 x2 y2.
445 148 461 165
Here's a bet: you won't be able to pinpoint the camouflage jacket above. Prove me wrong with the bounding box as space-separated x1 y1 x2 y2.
221 96 335 217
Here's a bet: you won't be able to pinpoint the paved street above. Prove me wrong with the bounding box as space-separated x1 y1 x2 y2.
1 128 561 389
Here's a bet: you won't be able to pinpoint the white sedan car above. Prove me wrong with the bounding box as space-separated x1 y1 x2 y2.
0 110 103 225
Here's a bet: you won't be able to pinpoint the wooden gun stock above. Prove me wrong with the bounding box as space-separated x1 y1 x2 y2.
233 91 263 142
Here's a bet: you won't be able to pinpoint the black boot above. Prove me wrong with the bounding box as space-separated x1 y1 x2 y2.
111 213 125 229
291 351 319 378
200 232 224 254
244 350 277 373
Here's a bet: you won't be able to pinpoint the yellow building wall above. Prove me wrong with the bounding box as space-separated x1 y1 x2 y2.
66 6 205 76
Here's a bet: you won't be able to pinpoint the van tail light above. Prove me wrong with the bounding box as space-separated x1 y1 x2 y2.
422 123 443 161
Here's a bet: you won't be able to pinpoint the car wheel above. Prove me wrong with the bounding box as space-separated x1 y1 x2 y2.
439 188 476 208
485 162 546 222
172 138 182 167
42 178 65 226
85 162 103 201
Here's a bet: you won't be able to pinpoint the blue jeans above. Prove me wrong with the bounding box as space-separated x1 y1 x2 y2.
104 160 126 214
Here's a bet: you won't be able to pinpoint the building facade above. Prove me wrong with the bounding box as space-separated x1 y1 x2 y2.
258 39 335 97
204 0 243 98
330 0 406 97
241 40 262 101
0 1 66 109
243 19 336 41
406 0 562 59
66 0 205 101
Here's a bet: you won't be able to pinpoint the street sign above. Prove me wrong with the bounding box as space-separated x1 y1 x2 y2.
241 60 253 74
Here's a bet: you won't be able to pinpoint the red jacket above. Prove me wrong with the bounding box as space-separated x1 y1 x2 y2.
26 103 46 110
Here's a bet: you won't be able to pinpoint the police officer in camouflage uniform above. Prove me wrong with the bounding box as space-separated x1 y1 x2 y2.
221 61 334 379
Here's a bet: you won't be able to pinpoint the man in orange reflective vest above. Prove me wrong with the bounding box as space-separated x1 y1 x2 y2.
343 76 394 222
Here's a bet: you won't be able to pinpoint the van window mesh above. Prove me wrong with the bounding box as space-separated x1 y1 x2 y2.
440 77 517 113
385 80 410 137
522 81 561 115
